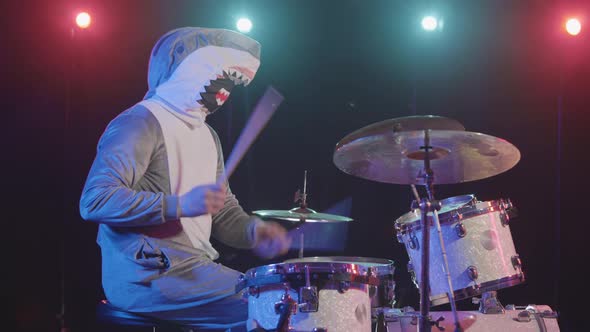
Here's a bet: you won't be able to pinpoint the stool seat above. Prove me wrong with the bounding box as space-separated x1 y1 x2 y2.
96 300 173 328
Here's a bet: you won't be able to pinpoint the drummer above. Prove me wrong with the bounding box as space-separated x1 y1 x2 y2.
79 27 290 331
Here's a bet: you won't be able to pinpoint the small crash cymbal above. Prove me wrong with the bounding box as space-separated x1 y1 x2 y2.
333 129 520 185
253 207 353 223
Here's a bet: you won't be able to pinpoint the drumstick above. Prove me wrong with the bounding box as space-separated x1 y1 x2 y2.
220 86 284 183
410 184 421 206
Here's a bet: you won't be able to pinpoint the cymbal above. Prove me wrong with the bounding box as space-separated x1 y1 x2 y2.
335 115 466 148
252 207 353 223
333 129 521 185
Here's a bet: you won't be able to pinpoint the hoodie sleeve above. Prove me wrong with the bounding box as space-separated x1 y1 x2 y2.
208 127 262 249
79 108 179 226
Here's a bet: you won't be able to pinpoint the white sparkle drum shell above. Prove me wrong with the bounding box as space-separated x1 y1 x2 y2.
243 257 392 332
283 256 396 309
395 195 524 306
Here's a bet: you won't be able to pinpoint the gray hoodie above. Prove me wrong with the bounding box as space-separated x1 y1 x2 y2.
80 27 262 312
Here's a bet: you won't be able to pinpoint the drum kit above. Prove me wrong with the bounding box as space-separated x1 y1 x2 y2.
240 115 533 331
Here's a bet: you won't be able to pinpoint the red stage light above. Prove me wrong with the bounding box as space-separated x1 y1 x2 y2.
76 12 91 29
565 18 581 36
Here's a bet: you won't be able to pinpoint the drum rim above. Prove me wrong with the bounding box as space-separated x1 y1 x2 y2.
395 194 476 225
245 256 394 278
429 273 525 306
395 197 511 233
284 256 394 266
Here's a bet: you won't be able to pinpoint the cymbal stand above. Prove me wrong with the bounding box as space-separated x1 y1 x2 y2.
293 170 309 258
416 130 462 332
432 211 463 332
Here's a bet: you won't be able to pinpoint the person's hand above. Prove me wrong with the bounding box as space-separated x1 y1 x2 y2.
253 221 291 259
178 183 226 217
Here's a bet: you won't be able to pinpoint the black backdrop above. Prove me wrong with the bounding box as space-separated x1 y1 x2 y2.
5 0 589 331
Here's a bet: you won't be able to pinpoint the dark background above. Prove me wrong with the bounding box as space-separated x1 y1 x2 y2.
5 0 589 331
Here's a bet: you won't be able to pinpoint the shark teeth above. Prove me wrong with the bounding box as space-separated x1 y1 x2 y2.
224 68 251 86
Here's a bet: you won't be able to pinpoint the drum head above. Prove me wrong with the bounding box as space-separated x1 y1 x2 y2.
283 256 394 276
245 256 394 280
284 256 392 266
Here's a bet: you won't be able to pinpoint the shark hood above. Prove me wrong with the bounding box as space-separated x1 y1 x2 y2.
144 27 261 123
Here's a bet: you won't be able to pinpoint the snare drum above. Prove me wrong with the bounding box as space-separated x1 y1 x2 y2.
395 195 524 306
241 256 395 332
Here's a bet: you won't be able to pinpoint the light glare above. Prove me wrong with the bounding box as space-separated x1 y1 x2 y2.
236 18 253 33
76 12 91 29
422 16 438 31
565 18 581 36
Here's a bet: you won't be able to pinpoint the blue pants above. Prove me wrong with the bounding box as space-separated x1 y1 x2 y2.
130 259 248 331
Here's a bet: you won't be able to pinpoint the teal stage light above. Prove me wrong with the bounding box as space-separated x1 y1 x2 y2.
236 18 253 33
421 16 438 31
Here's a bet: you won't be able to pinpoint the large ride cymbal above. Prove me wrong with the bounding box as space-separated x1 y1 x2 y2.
253 207 353 223
333 129 521 185
336 115 466 148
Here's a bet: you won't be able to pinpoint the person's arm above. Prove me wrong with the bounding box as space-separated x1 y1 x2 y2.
79 109 178 226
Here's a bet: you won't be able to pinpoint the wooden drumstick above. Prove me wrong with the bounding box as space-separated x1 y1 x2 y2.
219 86 284 184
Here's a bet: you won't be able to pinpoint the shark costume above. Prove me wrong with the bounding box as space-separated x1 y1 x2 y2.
80 27 263 330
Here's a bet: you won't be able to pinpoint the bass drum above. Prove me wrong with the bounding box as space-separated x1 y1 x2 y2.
395 194 524 306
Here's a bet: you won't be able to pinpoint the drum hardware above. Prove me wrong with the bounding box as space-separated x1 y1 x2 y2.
295 170 309 259
512 255 523 272
274 284 298 332
411 131 461 332
409 233 419 250
299 265 319 312
431 317 446 331
375 310 388 332
517 310 533 323
382 305 560 331
471 291 505 314
455 222 467 237
514 306 554 332
505 304 558 318
338 280 351 293
253 171 353 259
249 286 260 298
467 266 479 281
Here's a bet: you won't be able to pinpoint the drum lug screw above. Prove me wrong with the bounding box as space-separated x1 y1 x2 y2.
500 199 516 226
408 233 419 250
511 255 522 271
338 281 350 293
396 232 404 244
248 286 260 298
455 222 467 238
467 266 479 281
450 211 463 223
500 210 510 226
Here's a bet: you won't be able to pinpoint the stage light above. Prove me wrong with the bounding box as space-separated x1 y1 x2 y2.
236 18 252 33
421 16 438 31
76 12 91 29
565 18 581 36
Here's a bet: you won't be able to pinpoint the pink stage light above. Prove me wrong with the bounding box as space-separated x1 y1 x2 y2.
565 18 581 36
76 12 91 29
